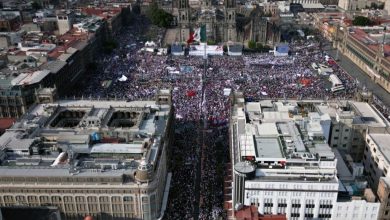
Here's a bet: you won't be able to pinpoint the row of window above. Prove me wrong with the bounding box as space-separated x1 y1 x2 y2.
256 203 332 209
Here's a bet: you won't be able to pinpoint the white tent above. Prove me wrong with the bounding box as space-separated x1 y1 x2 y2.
118 75 128 82
223 88 232 96
145 41 157 47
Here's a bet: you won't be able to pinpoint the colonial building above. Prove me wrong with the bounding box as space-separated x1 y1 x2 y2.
334 26 390 94
0 90 174 220
176 0 237 43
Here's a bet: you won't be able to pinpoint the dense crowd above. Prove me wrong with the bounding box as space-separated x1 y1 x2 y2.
70 16 364 220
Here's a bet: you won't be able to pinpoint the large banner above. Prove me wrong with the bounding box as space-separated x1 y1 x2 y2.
189 45 223 56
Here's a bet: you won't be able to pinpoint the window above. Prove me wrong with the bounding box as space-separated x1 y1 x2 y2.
335 129 339 132
264 203 273 207
305 204 315 208
278 203 287 207
291 204 301 208
320 204 333 208
318 214 332 218
291 213 300 217
374 148 377 153
334 137 339 140
305 213 314 217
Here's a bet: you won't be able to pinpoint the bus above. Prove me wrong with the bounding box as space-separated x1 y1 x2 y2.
329 74 345 92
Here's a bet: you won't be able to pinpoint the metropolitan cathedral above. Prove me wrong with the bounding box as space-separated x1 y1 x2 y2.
174 0 237 43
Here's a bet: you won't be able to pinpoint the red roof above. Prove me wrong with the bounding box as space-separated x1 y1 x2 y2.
0 118 15 134
81 7 121 19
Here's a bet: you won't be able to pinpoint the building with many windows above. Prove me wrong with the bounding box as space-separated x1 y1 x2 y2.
0 90 173 220
228 97 381 220
317 101 387 162
363 130 390 220
334 26 390 94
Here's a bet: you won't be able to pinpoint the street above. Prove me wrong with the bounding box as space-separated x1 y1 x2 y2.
325 44 390 107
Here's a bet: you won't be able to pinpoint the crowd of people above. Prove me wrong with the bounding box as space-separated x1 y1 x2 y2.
69 15 373 220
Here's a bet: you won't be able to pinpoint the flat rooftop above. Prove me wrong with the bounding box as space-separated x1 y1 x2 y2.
0 97 172 183
369 133 390 163
254 137 284 159
352 102 386 127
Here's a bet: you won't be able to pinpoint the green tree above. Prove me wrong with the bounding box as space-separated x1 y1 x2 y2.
122 7 134 26
146 3 173 28
103 39 118 54
207 39 216 45
248 40 256 49
132 5 141 14
31 1 41 10
352 16 373 26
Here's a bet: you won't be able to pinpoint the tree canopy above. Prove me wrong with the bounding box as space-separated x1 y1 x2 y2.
147 3 173 28
352 16 373 26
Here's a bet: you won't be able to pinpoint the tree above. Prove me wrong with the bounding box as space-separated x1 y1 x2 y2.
207 39 216 45
132 5 141 14
352 16 373 26
31 1 41 10
103 39 118 54
248 40 256 49
146 3 173 28
122 8 134 26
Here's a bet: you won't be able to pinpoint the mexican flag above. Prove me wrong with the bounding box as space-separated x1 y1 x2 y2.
187 25 206 44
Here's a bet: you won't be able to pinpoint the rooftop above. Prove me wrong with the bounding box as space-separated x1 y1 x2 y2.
369 133 390 164
235 100 335 164
349 27 390 61
0 97 172 184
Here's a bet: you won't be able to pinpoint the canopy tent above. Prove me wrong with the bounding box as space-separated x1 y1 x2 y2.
223 88 232 96
145 41 157 47
118 75 128 82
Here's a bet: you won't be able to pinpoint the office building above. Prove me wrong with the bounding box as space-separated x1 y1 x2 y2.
317 101 387 162
228 97 381 220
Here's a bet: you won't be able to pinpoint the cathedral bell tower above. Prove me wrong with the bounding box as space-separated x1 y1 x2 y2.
224 0 237 42
178 0 190 42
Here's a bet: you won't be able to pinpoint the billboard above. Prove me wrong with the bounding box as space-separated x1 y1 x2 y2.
189 45 223 56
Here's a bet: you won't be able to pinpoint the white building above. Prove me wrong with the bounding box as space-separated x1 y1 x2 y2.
338 0 375 11
229 97 382 220
332 196 380 220
386 0 390 14
317 101 387 162
231 99 338 220
364 132 390 192
56 11 73 35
